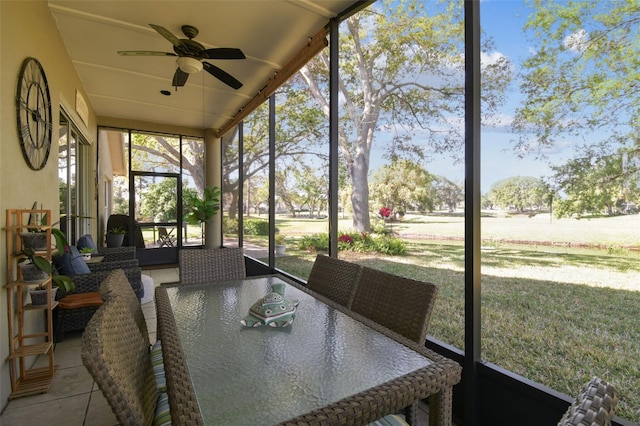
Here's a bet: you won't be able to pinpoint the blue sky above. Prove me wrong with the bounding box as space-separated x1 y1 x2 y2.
368 0 580 193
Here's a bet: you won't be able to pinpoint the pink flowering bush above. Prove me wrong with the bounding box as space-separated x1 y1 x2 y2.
379 207 392 218
299 229 406 255
337 233 354 250
338 234 354 244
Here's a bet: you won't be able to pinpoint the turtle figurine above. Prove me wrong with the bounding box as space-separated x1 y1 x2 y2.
241 283 299 328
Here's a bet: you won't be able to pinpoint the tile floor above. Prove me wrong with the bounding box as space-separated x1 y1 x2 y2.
0 267 179 426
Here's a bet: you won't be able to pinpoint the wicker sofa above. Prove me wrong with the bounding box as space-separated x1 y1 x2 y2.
97 246 137 262
54 247 142 336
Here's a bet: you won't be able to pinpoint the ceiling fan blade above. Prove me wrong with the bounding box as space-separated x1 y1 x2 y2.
172 68 189 87
149 24 182 48
203 62 243 90
118 51 177 57
201 48 246 60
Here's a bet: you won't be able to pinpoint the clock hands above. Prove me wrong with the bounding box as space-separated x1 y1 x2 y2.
18 99 52 129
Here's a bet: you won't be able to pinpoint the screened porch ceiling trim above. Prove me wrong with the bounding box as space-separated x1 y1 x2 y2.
47 1 371 137
215 26 329 138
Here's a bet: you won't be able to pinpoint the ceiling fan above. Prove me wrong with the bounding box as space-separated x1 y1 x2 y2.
118 24 245 89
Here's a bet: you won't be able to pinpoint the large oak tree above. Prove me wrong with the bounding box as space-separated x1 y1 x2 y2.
222 87 327 220
513 0 639 209
299 0 511 231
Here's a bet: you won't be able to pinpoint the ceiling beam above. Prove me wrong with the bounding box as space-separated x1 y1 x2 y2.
215 26 328 138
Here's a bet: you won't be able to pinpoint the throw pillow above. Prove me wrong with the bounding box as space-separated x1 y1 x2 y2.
53 246 91 276
76 234 97 252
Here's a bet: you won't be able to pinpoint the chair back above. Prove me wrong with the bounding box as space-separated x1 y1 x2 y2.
99 268 149 341
306 254 362 308
81 294 157 425
558 377 618 426
99 246 136 262
351 266 438 345
179 247 246 285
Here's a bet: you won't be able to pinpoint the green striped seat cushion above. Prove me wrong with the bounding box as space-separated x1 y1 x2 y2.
154 391 171 426
150 340 167 393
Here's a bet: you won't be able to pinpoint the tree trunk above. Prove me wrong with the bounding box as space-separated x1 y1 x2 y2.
350 152 371 232
284 200 297 217
227 190 239 220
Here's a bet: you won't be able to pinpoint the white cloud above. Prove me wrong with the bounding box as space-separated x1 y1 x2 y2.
563 29 589 53
481 51 507 67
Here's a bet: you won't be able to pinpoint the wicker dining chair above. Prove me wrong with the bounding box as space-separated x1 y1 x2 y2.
155 286 205 425
306 254 362 308
81 294 158 425
179 247 246 285
558 377 618 426
99 268 149 343
352 267 439 426
352 266 438 345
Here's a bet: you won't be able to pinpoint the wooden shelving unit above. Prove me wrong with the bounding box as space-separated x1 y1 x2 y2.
4 209 56 398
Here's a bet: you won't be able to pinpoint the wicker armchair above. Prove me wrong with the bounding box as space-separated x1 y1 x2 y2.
88 258 139 273
306 254 362 308
97 246 136 262
99 268 149 342
81 294 158 425
179 247 246 285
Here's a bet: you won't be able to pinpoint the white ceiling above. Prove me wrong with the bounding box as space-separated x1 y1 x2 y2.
48 1 365 136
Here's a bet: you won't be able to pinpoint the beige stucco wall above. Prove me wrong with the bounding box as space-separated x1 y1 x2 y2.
0 2 211 410
0 1 97 410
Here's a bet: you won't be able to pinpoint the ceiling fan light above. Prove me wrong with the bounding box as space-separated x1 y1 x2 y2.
177 56 203 74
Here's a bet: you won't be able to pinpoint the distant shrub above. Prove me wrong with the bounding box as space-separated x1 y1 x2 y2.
337 233 354 251
607 245 629 256
244 218 269 236
371 237 407 255
300 231 406 255
338 234 354 244
482 239 501 249
223 217 238 234
298 233 329 251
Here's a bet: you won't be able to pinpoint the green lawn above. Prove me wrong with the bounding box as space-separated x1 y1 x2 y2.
275 210 639 247
267 212 640 422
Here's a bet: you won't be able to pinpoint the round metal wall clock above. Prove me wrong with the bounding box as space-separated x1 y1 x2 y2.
16 57 52 170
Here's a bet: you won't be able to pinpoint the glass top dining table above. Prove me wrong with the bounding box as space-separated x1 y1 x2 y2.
161 275 459 425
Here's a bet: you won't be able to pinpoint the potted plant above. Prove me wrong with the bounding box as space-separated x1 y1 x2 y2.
17 247 49 283
18 240 74 306
275 233 286 256
20 207 48 250
21 205 94 251
106 227 126 248
18 228 72 282
183 186 221 246
79 246 94 260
